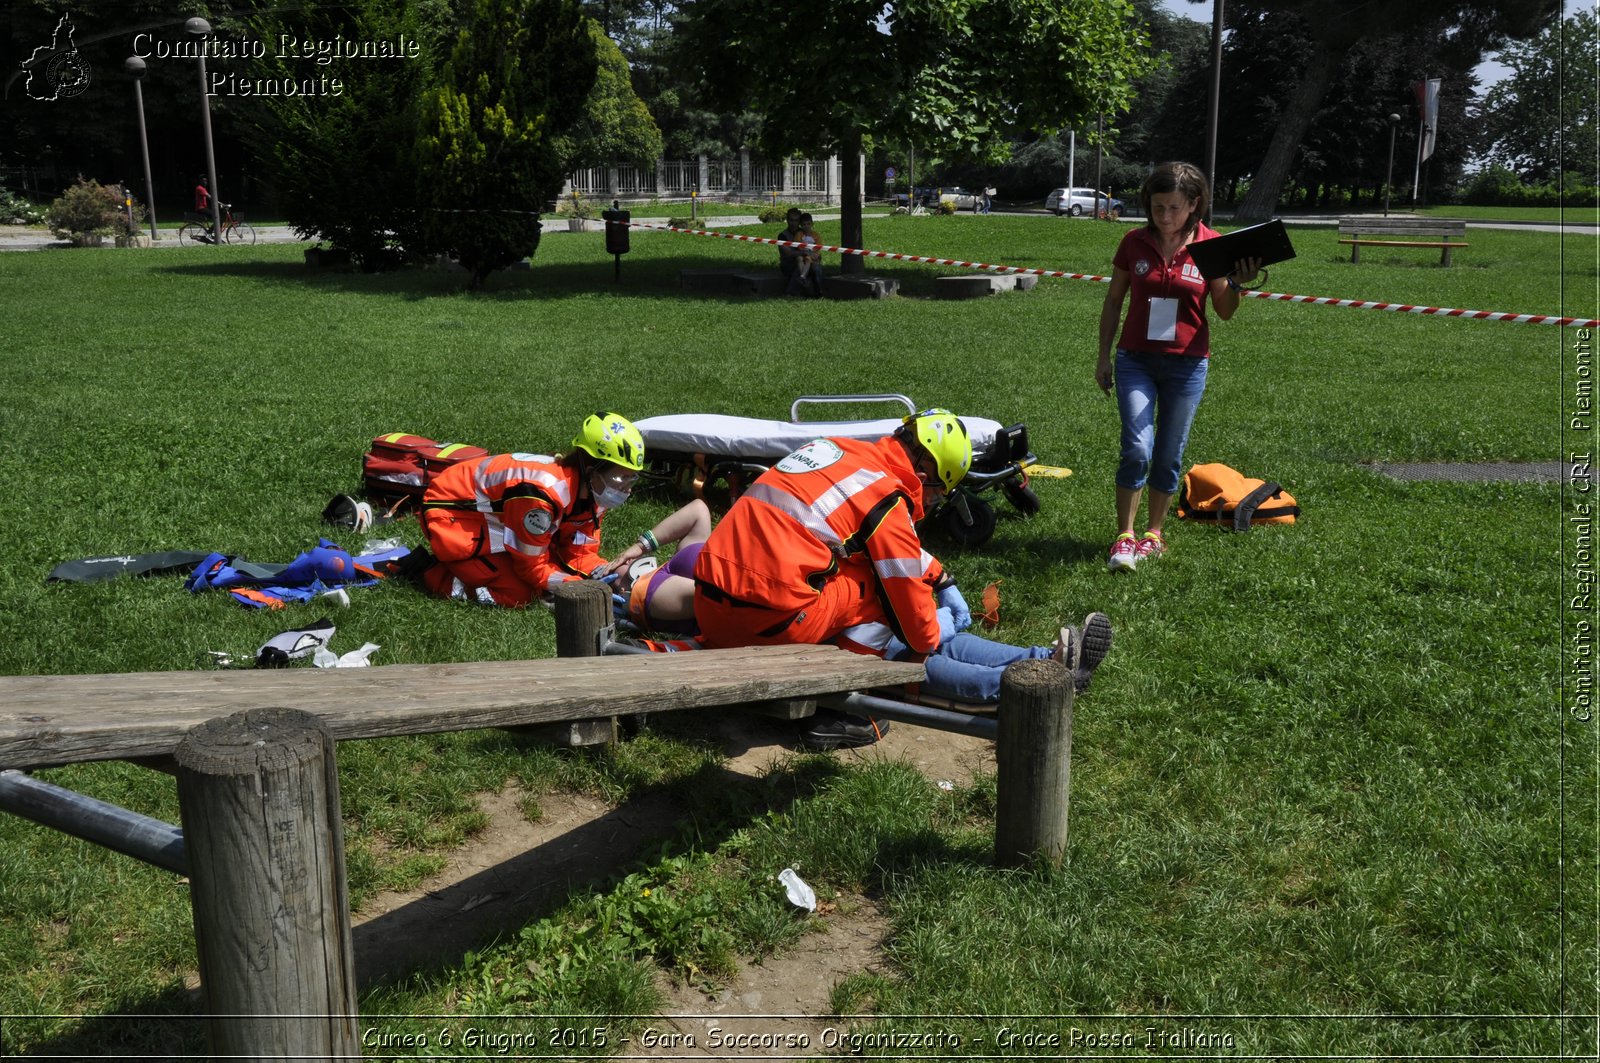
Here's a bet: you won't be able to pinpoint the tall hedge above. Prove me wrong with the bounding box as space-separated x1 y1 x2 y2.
241 0 450 270
415 0 598 288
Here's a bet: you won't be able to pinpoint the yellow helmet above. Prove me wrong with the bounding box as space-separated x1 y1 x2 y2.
905 408 972 491
571 412 645 472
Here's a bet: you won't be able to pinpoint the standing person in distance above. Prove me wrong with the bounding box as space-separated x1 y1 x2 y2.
1096 161 1260 572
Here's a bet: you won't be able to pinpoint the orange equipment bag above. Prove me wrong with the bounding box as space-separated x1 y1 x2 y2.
1176 462 1298 531
362 433 488 508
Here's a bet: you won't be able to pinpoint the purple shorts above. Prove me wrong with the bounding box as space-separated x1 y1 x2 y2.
641 542 703 635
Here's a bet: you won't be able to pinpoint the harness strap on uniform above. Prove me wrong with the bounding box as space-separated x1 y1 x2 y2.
842 491 912 557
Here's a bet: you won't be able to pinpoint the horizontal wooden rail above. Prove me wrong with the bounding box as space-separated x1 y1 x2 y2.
0 645 923 770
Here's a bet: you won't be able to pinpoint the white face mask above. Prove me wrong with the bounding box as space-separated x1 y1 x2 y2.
595 483 631 509
592 466 636 510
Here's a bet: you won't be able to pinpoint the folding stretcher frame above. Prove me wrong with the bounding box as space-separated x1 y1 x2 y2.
635 394 1041 546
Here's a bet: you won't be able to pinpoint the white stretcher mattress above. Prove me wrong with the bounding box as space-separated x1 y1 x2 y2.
636 412 1006 462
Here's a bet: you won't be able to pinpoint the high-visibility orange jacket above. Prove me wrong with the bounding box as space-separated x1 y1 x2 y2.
693 435 945 653
421 453 607 598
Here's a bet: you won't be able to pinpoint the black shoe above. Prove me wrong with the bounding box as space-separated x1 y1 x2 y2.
800 710 889 751
1074 612 1113 693
392 544 438 583
1079 612 1112 669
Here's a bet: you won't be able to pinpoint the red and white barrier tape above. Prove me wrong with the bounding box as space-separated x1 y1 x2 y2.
630 221 1599 329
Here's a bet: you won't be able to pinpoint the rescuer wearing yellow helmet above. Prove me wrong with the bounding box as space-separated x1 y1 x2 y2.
413 412 649 606
691 408 976 748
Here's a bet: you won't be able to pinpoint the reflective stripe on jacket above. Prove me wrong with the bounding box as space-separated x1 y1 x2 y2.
422 452 605 593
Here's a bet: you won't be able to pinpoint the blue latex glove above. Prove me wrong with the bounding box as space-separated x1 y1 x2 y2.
936 606 956 645
937 583 972 632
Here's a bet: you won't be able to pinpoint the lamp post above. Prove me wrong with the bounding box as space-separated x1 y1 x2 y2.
1383 112 1401 217
186 16 222 242
123 56 158 241
1094 109 1104 219
1203 0 1224 222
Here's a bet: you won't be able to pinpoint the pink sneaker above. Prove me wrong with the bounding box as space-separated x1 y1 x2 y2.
1107 532 1138 572
1136 530 1167 561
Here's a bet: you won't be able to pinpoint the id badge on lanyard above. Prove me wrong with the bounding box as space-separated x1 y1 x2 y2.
1147 297 1179 343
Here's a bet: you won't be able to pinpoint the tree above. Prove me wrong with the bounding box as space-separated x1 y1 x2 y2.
575 0 761 159
415 0 598 288
239 0 451 269
1178 5 1482 209
1230 0 1557 222
676 0 1154 273
1 1 244 203
1476 8 1598 184
552 20 663 171
956 0 1209 200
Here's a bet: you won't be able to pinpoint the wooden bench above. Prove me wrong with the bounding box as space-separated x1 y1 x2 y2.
0 581 1074 1057
0 644 920 770
1337 216 1468 266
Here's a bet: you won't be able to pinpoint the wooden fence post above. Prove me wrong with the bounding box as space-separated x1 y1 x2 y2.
175 707 359 1059
994 659 1074 867
553 577 611 658
544 580 617 745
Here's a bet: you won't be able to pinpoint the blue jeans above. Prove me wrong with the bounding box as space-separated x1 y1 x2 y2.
885 633 1051 703
1115 349 1209 494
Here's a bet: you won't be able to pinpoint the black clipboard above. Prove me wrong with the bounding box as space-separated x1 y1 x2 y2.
1187 219 1296 280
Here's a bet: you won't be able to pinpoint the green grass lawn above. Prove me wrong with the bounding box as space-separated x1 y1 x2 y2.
0 215 1594 1056
1414 203 1600 225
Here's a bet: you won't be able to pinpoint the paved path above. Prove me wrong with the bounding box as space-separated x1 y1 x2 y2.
0 224 308 252
3 213 1592 252
0 215 786 252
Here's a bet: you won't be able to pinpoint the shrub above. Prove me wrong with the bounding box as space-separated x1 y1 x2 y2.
0 188 45 225
553 190 595 219
665 216 692 228
45 178 144 246
936 199 956 215
1457 165 1600 208
757 206 788 224
414 0 599 289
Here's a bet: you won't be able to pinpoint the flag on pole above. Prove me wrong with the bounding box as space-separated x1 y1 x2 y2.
1414 78 1441 161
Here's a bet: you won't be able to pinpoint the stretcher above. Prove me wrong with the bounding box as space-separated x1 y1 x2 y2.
635 394 1048 546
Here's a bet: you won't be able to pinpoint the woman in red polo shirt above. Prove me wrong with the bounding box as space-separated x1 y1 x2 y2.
1095 161 1259 572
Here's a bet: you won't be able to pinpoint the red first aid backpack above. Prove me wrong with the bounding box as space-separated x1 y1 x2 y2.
363 433 488 509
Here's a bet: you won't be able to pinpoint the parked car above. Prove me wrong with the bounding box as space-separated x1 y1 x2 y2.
937 186 981 211
1045 187 1124 218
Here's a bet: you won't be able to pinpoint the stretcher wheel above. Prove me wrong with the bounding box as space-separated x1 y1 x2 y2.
1002 477 1041 517
941 495 997 547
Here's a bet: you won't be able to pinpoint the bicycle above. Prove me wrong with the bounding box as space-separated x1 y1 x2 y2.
178 203 256 246
891 194 930 217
